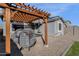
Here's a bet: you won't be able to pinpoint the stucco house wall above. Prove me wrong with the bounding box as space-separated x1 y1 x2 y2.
55 20 64 36
34 18 65 38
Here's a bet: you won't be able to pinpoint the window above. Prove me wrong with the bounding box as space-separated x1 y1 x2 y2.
12 23 24 31
59 23 62 31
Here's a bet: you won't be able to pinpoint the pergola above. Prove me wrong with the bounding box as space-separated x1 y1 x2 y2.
0 3 50 55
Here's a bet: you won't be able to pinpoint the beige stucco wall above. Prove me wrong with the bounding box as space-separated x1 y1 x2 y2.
36 19 65 38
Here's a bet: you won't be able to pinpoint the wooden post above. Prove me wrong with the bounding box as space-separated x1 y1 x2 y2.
5 8 11 55
44 18 48 46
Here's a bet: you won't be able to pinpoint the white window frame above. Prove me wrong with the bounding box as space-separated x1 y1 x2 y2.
58 22 62 32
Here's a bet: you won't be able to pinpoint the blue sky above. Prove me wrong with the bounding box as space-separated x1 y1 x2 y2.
27 3 79 26
0 3 79 26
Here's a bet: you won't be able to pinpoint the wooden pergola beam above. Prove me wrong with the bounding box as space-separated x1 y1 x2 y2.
0 3 48 18
44 18 48 45
15 3 49 16
13 13 21 21
5 8 11 55
17 12 24 21
11 11 18 18
29 17 39 22
21 13 27 22
12 11 39 23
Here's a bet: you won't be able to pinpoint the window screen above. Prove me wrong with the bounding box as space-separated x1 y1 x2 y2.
59 23 62 31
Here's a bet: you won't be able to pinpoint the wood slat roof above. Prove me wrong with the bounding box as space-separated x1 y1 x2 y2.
0 3 50 23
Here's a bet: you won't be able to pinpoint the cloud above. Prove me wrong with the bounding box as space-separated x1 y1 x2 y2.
48 4 74 16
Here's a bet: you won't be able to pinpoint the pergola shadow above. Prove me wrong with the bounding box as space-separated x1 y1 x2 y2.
0 37 23 56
